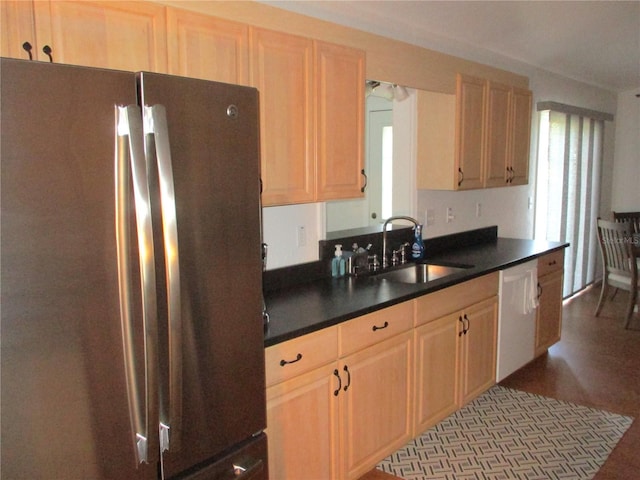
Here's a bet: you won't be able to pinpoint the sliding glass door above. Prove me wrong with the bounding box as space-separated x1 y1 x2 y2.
535 110 604 297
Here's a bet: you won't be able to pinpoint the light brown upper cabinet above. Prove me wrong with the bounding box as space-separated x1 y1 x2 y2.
1 1 37 60
166 8 249 85
2 2 249 83
509 86 533 186
484 83 532 187
483 81 512 187
417 74 485 190
417 74 532 190
251 27 365 206
250 27 315 205
455 74 486 190
3 0 168 72
315 42 365 202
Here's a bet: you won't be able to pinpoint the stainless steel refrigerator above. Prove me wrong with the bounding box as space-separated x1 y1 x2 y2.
1 57 267 479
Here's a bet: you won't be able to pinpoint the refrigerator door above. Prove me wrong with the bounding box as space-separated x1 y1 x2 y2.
172 433 267 480
1 58 158 479
137 72 266 478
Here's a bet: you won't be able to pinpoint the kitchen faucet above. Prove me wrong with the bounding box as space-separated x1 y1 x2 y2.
381 216 420 269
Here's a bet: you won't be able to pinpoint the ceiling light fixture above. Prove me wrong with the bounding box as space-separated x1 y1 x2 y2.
365 80 410 101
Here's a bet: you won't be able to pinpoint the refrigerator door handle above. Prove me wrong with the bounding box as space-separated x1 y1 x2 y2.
116 105 160 465
231 459 265 479
144 104 183 452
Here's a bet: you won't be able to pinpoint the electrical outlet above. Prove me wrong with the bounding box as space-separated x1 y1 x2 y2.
476 203 482 217
296 225 306 247
425 209 435 226
446 207 454 223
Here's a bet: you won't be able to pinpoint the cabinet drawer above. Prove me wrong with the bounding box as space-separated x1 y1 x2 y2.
415 272 499 327
265 326 338 387
339 301 413 357
537 249 564 277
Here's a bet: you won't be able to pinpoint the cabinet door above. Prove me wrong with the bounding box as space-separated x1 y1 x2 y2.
414 312 460 434
459 296 498 406
315 41 365 201
266 362 340 480
483 81 511 188
250 27 314 205
33 0 167 71
455 74 485 190
340 331 413 480
1 0 37 60
535 270 563 356
166 8 248 84
509 86 533 185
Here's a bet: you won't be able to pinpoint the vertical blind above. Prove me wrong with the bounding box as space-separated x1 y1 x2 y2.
534 109 606 298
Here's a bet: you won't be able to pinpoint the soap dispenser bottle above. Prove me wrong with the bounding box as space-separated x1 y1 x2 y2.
331 244 344 277
411 224 425 260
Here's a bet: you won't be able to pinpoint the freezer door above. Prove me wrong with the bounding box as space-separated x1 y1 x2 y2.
0 59 158 479
172 433 268 480
137 72 266 478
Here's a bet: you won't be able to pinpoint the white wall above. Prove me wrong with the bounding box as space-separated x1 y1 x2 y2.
417 186 532 239
611 88 640 211
262 203 324 270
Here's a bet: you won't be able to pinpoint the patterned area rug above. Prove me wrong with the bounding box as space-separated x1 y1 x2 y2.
377 386 633 480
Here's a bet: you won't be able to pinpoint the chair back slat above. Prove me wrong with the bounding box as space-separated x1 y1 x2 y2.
613 211 640 235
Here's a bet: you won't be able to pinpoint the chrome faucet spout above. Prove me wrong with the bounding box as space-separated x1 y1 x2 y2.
381 216 420 269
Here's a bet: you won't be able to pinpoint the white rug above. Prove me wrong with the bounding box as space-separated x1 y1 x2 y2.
377 386 633 480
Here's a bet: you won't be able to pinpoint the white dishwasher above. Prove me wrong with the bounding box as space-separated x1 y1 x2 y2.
496 260 538 382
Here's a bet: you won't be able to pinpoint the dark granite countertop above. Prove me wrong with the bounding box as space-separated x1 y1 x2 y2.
263 234 568 347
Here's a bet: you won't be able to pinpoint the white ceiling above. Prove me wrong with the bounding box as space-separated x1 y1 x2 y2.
261 1 640 93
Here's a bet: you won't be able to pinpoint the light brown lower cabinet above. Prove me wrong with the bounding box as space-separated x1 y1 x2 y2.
266 362 340 479
265 302 413 480
535 270 563 356
414 311 460 434
265 272 501 479
265 261 563 476
339 330 413 480
414 297 498 435
265 273 498 480
535 250 565 356
414 280 498 434
458 296 499 405
266 330 413 480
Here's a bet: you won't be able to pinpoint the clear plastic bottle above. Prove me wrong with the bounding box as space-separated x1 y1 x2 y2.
331 244 343 277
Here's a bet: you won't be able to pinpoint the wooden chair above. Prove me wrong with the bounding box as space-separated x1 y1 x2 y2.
595 218 639 328
613 211 640 234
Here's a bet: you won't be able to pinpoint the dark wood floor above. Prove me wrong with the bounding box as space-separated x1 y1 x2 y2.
359 284 640 480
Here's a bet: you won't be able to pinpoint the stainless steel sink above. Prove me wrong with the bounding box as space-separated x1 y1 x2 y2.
375 262 472 284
